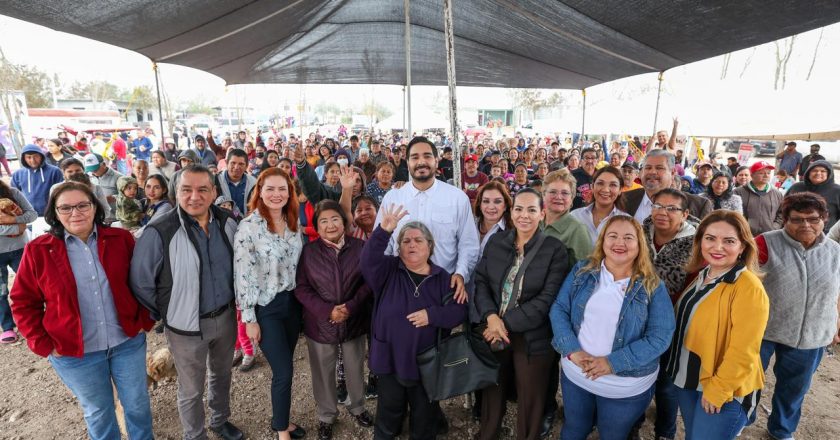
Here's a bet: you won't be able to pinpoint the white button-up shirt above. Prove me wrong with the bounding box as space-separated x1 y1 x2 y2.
633 192 653 224
570 204 628 245
375 178 480 282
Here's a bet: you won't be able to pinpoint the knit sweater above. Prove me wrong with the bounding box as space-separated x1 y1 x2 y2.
757 230 840 349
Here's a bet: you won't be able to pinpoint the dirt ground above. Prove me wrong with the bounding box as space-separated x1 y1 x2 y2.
0 330 837 440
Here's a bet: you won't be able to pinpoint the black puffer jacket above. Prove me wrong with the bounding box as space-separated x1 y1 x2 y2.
786 160 840 232
474 229 569 355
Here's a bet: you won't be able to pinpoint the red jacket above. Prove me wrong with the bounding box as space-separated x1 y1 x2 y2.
10 226 155 358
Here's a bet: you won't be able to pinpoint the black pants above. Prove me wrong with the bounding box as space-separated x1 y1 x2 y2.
544 353 560 416
479 333 553 440
374 374 439 440
256 292 302 432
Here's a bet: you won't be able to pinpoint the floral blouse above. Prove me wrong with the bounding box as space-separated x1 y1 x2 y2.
233 210 303 323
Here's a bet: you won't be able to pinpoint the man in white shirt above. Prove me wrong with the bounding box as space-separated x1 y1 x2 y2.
624 149 712 222
375 136 480 304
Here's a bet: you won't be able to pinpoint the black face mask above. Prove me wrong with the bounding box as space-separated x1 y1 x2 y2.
256 152 265 158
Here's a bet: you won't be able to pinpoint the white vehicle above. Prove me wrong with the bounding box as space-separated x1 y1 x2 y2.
516 118 566 140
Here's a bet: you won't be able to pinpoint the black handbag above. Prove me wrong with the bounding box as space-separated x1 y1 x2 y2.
416 303 500 402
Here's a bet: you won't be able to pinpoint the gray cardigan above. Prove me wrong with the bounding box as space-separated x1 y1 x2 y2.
760 229 840 349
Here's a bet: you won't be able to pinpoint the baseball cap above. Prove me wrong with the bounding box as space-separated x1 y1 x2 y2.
83 153 103 173
695 160 714 170
785 141 797 147
749 161 775 174
621 161 639 171
464 154 478 162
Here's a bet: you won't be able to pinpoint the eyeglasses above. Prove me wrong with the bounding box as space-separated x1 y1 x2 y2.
651 203 685 213
544 189 572 198
787 216 823 225
55 201 93 215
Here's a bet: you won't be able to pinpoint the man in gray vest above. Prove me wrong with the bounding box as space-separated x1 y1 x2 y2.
754 192 840 440
130 165 243 440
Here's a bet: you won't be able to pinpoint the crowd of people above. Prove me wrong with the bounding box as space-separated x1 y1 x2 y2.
0 124 838 440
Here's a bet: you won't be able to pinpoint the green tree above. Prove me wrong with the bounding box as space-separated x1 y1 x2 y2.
65 80 121 103
360 101 392 122
0 61 52 108
120 85 158 111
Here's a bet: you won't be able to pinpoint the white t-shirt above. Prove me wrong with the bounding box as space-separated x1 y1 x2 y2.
562 262 658 398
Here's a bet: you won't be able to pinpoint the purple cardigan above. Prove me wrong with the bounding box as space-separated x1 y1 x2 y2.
361 227 466 381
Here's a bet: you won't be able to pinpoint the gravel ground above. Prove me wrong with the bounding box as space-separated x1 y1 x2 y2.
0 330 837 439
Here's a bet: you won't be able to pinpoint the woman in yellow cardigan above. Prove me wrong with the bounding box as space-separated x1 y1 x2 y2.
664 210 769 440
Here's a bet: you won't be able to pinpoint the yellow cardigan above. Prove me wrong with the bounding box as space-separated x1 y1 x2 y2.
680 269 769 408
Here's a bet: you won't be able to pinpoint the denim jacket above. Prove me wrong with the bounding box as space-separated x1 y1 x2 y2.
549 261 676 377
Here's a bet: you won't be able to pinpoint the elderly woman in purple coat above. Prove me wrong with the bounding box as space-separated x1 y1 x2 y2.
361 204 466 440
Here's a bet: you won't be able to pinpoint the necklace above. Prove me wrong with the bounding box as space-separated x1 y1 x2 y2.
404 268 430 298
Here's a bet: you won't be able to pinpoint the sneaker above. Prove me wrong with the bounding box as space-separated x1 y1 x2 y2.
239 355 255 372
826 344 835 358
317 422 333 440
364 374 378 399
232 350 243 367
351 410 374 428
337 381 349 405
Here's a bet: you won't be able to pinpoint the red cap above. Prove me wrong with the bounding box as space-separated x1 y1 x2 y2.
749 161 775 173
464 154 479 162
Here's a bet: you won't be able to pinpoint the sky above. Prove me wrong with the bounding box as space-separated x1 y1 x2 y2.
1 14 839 137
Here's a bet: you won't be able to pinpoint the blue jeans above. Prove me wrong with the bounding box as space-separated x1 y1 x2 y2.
759 340 824 439
0 248 23 331
676 388 746 440
560 371 655 440
654 364 680 439
49 333 153 440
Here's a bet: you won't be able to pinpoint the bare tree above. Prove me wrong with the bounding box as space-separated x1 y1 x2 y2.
720 52 732 79
773 36 796 90
806 28 825 81
739 47 757 78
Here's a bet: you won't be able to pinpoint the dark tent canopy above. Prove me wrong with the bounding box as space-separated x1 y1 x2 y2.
3 0 840 89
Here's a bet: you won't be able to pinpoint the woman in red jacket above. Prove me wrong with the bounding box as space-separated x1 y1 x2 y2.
10 181 155 440
295 199 374 440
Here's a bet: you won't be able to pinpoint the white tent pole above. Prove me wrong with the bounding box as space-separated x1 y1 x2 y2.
652 71 664 139
444 0 460 188
153 62 166 146
580 89 586 146
404 0 412 138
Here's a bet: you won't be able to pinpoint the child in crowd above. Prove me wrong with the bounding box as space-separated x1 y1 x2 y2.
773 169 795 193
215 195 254 371
115 176 143 230
215 195 242 222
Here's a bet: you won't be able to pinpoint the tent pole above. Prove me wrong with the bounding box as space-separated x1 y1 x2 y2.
580 89 586 146
153 62 165 147
652 71 664 139
443 0 460 188
404 0 412 138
